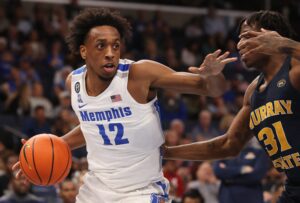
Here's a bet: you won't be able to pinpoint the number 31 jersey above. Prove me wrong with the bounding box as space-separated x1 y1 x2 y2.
71 59 165 192
250 56 300 182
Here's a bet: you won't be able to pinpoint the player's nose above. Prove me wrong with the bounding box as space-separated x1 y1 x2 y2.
105 46 115 60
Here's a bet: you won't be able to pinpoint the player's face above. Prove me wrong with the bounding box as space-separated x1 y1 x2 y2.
81 25 121 81
60 181 78 203
238 22 268 69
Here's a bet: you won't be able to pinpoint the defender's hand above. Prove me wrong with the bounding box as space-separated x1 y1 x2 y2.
12 139 27 179
189 49 237 77
238 28 283 57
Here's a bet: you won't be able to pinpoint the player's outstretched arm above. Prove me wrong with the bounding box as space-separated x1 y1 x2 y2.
238 28 300 61
163 106 252 161
163 80 256 161
135 49 237 97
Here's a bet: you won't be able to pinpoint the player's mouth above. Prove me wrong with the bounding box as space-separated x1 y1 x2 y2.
103 63 116 73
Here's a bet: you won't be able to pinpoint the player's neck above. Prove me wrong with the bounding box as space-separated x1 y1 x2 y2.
261 55 287 82
85 72 113 96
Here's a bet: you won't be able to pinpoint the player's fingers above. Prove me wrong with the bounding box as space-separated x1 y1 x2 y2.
239 47 249 56
212 49 222 57
237 40 244 50
16 170 23 179
188 67 201 74
221 57 238 64
261 28 270 32
12 161 20 171
217 51 230 60
21 139 27 145
237 40 250 50
239 30 261 39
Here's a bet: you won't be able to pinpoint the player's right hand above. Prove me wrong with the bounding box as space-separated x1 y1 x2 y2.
189 49 237 77
12 139 27 179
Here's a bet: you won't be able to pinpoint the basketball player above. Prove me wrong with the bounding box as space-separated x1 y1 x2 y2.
164 11 300 203
13 8 236 203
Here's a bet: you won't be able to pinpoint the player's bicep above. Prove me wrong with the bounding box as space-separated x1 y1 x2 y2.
133 60 207 94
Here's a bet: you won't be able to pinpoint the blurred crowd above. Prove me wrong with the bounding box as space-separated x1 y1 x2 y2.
1 0 299 203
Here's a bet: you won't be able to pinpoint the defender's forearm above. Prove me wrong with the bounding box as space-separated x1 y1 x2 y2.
205 74 227 97
279 38 300 60
164 135 238 161
62 125 86 150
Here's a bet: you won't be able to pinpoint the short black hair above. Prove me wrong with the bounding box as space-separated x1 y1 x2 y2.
182 189 205 203
65 8 132 55
238 10 294 38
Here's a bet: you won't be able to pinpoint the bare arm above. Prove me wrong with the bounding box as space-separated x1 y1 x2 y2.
61 73 86 150
134 50 236 97
164 106 253 160
278 37 300 60
61 125 85 150
164 80 257 161
238 29 300 61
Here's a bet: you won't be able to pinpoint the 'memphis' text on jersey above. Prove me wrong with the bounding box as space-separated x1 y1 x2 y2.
80 107 132 122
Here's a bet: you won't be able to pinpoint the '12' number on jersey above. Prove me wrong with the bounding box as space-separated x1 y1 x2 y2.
97 123 129 145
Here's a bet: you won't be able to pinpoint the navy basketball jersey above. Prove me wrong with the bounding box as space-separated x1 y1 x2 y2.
250 56 300 182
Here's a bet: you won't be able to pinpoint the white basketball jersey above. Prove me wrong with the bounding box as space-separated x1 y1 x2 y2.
71 59 165 192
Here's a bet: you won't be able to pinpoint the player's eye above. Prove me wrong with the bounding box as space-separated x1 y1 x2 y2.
113 43 120 49
97 43 105 49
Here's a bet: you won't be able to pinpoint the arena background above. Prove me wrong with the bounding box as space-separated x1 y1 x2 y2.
0 0 299 202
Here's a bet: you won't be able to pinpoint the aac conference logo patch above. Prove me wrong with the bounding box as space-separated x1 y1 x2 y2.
75 82 80 93
277 79 286 88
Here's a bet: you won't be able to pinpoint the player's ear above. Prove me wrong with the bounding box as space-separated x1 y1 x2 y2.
80 45 87 60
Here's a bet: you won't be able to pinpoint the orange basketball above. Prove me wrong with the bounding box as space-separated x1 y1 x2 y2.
19 134 72 186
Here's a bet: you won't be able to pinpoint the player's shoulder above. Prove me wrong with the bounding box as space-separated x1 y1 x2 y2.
129 59 158 77
131 59 154 70
130 59 171 75
72 65 86 75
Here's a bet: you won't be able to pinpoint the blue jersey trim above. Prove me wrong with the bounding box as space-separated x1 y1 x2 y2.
73 66 86 75
118 63 130 72
155 181 169 199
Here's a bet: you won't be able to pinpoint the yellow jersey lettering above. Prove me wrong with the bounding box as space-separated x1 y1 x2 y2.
283 155 293 169
280 100 293 114
259 106 267 121
274 100 286 115
291 152 300 167
249 117 254 130
265 102 275 118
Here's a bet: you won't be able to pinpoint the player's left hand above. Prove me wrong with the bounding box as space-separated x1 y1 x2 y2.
238 28 283 57
189 49 237 77
12 139 27 180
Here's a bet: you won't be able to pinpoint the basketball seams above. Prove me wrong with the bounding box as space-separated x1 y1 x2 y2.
47 135 55 185
53 141 71 184
32 138 43 185
19 149 37 184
